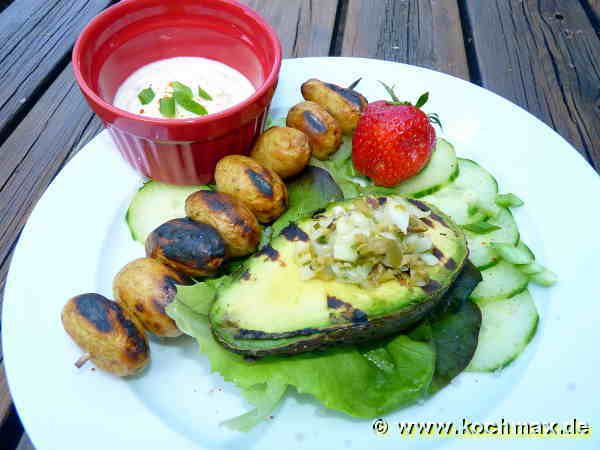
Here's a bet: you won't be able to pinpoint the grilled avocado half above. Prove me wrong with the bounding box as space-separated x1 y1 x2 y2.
210 195 468 357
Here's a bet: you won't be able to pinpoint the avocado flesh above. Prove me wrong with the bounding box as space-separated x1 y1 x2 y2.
210 196 468 357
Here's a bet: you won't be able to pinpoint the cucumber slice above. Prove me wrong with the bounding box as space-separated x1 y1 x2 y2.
467 290 538 372
422 158 498 225
126 181 209 243
492 241 534 265
394 139 458 198
469 260 528 302
529 267 557 287
516 240 535 261
467 208 519 269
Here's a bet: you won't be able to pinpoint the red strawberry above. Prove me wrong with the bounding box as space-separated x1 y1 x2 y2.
352 86 437 187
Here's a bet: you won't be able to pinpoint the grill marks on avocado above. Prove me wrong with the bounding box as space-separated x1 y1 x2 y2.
408 199 429 212
281 223 309 242
234 327 322 340
422 279 442 294
430 213 448 227
444 258 457 270
421 217 434 227
240 270 251 281
431 246 444 260
327 295 369 324
256 244 279 261
431 245 457 271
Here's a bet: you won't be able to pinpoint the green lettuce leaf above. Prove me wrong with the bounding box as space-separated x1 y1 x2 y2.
165 258 483 427
221 381 287 432
167 296 436 419
429 300 481 393
428 262 482 392
309 136 368 199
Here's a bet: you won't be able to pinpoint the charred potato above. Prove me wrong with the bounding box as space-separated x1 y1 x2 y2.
301 78 368 133
250 126 311 178
114 258 189 337
185 191 261 257
214 155 288 223
286 101 342 160
145 218 226 277
61 293 149 376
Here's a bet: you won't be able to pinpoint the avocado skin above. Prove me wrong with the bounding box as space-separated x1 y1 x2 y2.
210 198 469 357
212 275 460 357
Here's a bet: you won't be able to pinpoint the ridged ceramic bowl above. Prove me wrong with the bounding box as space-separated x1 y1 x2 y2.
72 0 282 185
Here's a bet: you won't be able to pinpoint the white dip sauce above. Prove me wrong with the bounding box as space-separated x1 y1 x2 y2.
113 57 256 119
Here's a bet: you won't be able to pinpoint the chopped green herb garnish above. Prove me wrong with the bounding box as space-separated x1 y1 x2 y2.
462 221 501 234
171 81 194 99
467 201 497 220
495 193 524 208
467 203 479 217
316 236 328 244
173 91 208 116
138 87 155 105
159 97 176 118
198 85 213 101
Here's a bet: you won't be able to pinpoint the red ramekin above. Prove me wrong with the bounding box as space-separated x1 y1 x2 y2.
72 0 282 185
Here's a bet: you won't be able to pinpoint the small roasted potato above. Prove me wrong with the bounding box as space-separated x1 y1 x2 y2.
114 258 189 337
185 191 261 257
250 126 311 178
214 155 288 223
301 78 368 133
61 293 149 376
145 218 226 277
286 101 342 160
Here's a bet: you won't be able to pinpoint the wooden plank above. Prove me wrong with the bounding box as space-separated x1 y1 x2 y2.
0 67 102 325
462 0 600 170
340 0 470 79
239 0 339 57
0 362 10 431
583 0 599 18
0 0 112 143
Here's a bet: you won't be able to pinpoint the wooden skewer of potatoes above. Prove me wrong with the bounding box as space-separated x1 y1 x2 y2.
61 160 288 376
61 78 366 376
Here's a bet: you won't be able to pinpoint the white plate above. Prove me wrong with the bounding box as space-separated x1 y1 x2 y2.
4 58 600 450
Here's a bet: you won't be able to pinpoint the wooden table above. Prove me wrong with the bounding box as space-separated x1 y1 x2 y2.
0 0 598 448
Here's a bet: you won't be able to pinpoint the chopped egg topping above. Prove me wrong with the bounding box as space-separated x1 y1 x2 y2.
296 197 438 287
